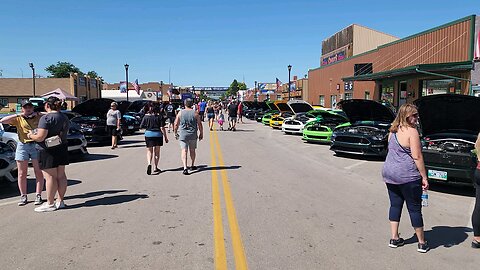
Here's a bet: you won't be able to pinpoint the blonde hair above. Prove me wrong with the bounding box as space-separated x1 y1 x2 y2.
389 103 418 133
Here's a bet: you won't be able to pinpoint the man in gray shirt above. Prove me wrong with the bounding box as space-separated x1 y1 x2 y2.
106 102 122 149
174 99 203 175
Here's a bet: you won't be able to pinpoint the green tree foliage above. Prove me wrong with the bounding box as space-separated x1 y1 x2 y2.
86 70 99 78
238 82 247 90
45 62 82 78
227 79 240 97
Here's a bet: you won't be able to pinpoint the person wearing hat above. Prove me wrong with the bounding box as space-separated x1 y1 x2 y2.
0 100 45 206
106 102 122 149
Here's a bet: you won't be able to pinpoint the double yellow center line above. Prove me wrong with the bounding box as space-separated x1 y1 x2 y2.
210 130 248 270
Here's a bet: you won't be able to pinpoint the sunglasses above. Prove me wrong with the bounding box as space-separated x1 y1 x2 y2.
411 113 419 118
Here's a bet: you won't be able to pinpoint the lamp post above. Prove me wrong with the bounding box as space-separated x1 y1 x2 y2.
124 64 129 101
160 81 163 101
254 80 257 102
287 64 292 101
29 63 35 97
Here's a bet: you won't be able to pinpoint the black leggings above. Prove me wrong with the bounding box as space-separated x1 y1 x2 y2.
386 180 424 228
472 169 480 237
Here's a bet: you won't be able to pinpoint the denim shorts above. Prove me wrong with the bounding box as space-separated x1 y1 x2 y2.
179 139 197 150
15 142 39 161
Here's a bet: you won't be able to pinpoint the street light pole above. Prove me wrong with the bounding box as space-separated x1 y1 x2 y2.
29 63 35 97
254 80 257 102
160 80 163 101
124 64 129 101
288 65 292 101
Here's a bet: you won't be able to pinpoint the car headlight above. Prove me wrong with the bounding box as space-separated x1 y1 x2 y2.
372 133 387 141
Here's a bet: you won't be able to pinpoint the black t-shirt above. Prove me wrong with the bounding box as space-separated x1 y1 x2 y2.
37 112 70 148
228 103 238 117
140 114 166 130
165 104 175 117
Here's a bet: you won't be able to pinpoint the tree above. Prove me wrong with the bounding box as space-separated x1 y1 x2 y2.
238 82 247 91
45 61 82 78
86 70 99 78
227 79 240 98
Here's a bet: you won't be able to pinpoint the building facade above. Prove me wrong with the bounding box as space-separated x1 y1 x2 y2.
308 15 479 108
102 81 173 101
0 73 102 112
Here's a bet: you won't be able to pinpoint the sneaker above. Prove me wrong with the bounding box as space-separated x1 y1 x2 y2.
34 202 57 213
18 195 27 206
417 242 430 253
472 240 480 249
147 165 152 175
388 238 405 248
154 168 162 174
182 169 189 175
34 194 43 205
55 201 66 209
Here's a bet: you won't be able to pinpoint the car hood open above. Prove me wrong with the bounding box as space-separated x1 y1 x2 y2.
339 99 395 124
287 100 314 114
72 98 127 118
265 102 277 111
415 94 480 136
274 102 292 112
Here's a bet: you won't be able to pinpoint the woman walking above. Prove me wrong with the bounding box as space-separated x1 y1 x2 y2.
140 102 169 175
382 103 429 253
28 97 70 212
472 133 480 248
206 101 215 131
106 102 121 149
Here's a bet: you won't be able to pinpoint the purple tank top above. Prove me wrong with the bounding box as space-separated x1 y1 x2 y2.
382 133 421 184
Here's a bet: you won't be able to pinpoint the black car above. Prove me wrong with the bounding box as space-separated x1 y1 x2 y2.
330 99 395 156
71 98 125 144
255 102 278 122
415 94 480 185
244 102 269 120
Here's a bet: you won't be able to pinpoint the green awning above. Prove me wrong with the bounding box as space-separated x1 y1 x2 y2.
342 61 473 81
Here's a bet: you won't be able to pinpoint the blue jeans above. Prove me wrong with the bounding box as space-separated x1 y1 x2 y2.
386 180 424 228
15 142 39 161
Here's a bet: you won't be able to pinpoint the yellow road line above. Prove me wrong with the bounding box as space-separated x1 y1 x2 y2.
210 131 227 270
213 130 249 270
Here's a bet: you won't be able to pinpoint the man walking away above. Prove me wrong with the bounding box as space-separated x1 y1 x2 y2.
174 99 203 175
199 99 207 122
227 100 238 131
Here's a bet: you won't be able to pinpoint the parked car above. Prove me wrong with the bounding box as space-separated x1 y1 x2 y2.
268 101 293 129
71 98 123 144
0 121 88 155
330 99 395 156
0 142 17 183
282 100 317 134
415 94 480 185
302 111 350 143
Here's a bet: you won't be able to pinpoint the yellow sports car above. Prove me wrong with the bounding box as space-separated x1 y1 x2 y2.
269 101 293 129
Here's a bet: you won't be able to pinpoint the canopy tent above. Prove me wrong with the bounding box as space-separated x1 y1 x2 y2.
41 88 79 101
101 90 143 101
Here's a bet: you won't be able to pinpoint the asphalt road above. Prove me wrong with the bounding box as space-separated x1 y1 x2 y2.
0 119 478 270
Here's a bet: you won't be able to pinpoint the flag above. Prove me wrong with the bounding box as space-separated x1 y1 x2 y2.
119 81 127 93
132 79 140 95
276 78 282 90
475 31 480 60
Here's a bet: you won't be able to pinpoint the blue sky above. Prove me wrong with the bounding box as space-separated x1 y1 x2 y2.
0 0 477 88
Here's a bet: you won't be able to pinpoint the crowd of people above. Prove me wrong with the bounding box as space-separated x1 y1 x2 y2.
3 97 480 253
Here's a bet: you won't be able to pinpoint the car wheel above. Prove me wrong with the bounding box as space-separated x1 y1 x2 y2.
7 141 17 151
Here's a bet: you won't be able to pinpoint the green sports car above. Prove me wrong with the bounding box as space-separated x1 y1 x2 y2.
302 111 350 143
262 112 278 125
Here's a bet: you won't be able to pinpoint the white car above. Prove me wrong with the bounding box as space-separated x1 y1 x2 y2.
0 122 88 155
282 100 319 134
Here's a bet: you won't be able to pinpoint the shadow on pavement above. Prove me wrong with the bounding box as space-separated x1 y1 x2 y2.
69 153 118 164
189 165 242 175
120 144 145 149
118 140 144 146
334 152 386 162
429 182 475 197
404 226 472 249
64 189 127 200
0 179 82 200
66 194 148 209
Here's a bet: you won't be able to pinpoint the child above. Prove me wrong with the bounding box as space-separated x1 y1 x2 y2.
218 111 225 131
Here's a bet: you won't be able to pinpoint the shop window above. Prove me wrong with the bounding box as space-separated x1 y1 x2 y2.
345 93 353 100
276 95 282 100
0 98 9 108
330 95 337 108
364 91 370 100
422 79 461 96
380 82 394 105
319 95 325 106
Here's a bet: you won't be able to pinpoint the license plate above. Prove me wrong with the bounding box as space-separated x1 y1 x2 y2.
274 122 278 125
128 126 134 129
428 169 447 181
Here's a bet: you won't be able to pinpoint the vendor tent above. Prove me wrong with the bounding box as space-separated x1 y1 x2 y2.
41 88 79 101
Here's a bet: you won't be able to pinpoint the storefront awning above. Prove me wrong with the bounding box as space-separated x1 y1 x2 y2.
342 61 473 81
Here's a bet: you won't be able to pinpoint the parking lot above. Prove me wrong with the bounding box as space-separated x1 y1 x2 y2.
0 120 478 269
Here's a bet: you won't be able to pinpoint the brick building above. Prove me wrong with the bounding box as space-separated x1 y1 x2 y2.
0 73 102 112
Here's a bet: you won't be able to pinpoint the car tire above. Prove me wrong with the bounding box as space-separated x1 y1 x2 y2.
7 141 17 152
